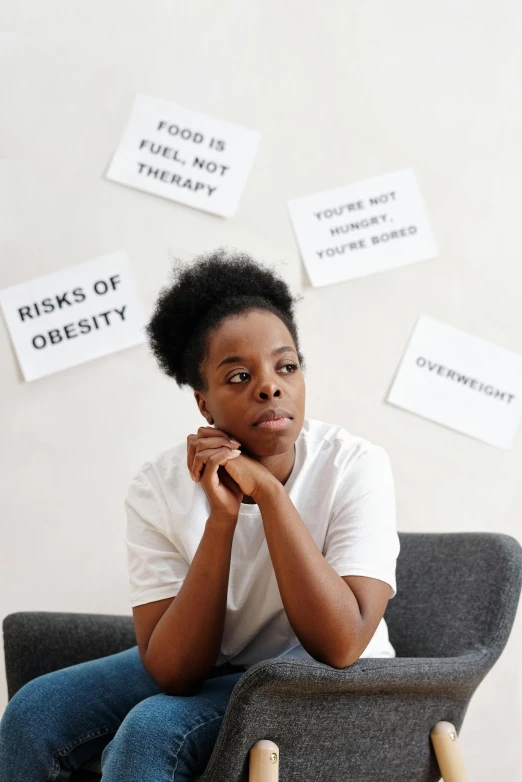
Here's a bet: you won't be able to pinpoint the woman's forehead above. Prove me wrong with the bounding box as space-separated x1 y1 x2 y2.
208 313 294 365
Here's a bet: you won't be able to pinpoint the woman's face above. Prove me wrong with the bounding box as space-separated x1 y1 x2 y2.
194 310 305 457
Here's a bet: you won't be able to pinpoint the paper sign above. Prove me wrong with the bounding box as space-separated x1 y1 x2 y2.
387 316 522 449
106 94 261 218
288 168 438 287
0 251 147 381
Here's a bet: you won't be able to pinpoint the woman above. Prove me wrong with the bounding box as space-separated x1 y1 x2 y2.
0 248 400 781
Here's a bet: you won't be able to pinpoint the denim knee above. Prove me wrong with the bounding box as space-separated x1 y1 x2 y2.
1 675 59 749
0 675 67 782
104 693 184 756
100 693 176 776
100 674 244 780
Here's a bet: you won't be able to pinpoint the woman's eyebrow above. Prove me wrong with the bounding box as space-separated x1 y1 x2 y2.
216 345 297 370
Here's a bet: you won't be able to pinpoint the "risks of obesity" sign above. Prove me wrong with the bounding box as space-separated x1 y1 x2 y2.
0 251 147 381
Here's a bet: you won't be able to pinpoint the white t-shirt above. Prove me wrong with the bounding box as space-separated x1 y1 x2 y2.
124 417 400 668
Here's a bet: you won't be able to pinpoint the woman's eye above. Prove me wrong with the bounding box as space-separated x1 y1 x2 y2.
228 363 298 384
229 372 249 384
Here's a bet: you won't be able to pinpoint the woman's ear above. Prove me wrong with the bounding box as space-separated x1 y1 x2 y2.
194 391 214 425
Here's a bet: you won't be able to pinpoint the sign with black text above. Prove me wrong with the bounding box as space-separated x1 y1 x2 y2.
0 252 147 381
288 168 438 287
106 94 261 217
387 316 522 449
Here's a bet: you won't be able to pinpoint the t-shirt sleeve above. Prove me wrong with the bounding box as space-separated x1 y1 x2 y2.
124 469 189 608
323 446 400 598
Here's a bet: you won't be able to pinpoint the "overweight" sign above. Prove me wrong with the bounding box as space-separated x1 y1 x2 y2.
387 316 522 449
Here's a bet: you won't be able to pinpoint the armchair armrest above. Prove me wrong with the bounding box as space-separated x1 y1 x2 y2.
2 611 136 700
199 653 488 782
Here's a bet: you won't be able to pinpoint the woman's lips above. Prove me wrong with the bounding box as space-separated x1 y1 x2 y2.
255 417 292 431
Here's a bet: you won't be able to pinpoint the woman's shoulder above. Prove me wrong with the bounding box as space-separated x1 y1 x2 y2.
301 416 388 463
127 440 188 496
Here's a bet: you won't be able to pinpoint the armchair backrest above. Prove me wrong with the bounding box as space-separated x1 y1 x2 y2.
383 532 522 663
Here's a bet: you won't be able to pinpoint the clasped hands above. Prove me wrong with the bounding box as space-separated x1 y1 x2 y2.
186 425 276 521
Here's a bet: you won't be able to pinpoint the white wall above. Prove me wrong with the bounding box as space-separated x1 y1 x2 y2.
1 1 521 779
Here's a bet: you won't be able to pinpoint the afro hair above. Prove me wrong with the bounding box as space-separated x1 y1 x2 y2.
145 247 306 392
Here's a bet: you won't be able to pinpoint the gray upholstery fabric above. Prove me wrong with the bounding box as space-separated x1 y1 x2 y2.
3 532 521 781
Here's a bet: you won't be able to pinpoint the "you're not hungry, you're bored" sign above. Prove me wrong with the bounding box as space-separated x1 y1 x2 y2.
288 168 438 287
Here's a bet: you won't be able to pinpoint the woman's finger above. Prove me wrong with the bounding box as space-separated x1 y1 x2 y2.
193 446 241 482
189 437 240 476
187 431 241 473
197 426 239 440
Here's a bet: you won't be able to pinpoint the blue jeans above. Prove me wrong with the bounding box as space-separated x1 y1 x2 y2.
0 645 246 781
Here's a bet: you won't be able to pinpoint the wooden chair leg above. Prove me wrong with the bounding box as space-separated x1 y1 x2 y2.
249 739 279 781
248 723 467 781
430 721 468 782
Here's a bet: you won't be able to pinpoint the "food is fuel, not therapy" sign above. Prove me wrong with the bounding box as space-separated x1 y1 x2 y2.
106 94 261 218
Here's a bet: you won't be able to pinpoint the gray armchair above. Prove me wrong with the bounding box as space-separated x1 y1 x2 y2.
3 532 521 781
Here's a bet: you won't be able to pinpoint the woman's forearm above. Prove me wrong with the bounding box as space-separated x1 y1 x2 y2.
144 517 236 695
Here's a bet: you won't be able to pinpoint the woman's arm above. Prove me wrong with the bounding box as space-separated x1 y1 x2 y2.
133 516 236 695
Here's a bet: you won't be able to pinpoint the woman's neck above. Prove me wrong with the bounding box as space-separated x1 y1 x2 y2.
241 443 296 503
